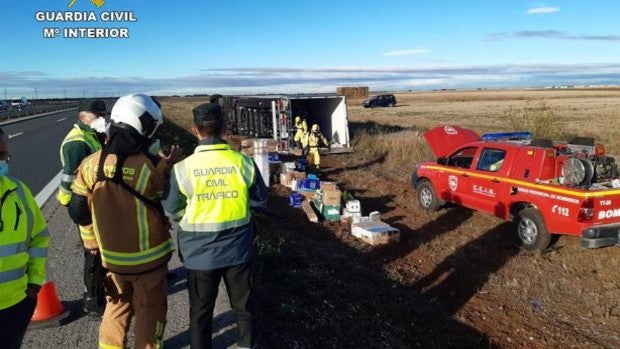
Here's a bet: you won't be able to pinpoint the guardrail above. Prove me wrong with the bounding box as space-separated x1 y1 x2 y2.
0 104 78 121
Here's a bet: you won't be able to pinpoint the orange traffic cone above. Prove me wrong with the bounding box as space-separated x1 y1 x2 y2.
28 272 70 329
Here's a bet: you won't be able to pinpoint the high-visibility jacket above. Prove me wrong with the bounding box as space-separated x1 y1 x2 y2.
163 142 266 270
57 123 101 206
0 176 49 310
72 150 173 274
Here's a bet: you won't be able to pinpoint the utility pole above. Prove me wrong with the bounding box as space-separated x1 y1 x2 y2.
63 90 67 99
83 90 86 99
3 89 6 100
34 88 38 100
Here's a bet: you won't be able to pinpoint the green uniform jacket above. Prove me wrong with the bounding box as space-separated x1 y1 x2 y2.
0 176 50 310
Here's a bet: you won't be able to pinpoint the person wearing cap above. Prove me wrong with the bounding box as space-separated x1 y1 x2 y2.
0 127 50 348
57 98 108 316
162 103 267 349
69 94 181 348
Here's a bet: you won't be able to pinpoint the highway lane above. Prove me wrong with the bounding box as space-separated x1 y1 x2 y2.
4 109 78 193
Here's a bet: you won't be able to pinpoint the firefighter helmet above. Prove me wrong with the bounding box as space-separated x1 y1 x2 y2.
295 116 301 123
110 93 163 138
311 124 319 132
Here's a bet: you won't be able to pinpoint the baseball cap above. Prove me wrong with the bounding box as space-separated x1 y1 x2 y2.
193 103 224 126
79 99 108 114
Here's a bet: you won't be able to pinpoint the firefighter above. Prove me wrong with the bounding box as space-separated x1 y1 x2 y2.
162 103 267 349
302 123 330 169
69 94 181 349
293 115 308 148
0 128 50 348
57 99 107 315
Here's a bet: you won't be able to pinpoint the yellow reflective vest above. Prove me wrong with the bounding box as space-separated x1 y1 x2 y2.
0 176 49 310
57 124 101 206
173 144 255 232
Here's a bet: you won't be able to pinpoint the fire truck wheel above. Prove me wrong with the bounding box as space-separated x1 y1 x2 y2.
516 207 552 253
416 180 443 212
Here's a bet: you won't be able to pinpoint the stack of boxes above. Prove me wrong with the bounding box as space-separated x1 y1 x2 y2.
311 181 341 221
240 139 279 156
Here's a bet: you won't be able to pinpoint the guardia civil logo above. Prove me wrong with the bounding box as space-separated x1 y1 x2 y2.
68 0 105 8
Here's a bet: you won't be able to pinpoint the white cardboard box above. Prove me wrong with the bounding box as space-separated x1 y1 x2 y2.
351 221 400 245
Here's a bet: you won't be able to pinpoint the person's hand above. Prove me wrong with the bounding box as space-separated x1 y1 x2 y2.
87 248 99 255
160 145 183 164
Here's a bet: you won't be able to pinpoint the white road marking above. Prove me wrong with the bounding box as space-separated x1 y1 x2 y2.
8 132 24 139
35 171 62 207
56 117 68 122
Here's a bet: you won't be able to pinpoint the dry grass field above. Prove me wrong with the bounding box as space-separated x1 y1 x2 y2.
161 89 620 348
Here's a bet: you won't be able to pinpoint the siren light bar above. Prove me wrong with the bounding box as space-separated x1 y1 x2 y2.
481 131 532 141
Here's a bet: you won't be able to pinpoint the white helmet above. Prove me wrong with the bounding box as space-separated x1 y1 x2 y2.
110 93 163 138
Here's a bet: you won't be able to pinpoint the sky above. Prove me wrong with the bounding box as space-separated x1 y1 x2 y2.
1 0 620 98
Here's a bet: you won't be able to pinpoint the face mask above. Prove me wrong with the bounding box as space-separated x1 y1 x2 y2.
0 161 8 177
90 117 108 133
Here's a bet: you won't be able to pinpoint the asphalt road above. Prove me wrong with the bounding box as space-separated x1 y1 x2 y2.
4 109 76 193
8 110 238 348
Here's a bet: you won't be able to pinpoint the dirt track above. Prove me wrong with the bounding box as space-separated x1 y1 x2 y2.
254 152 619 348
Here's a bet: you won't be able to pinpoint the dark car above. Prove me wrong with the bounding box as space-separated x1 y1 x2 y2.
0 101 9 112
363 94 396 108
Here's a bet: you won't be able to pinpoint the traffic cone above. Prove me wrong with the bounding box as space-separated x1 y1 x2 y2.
28 270 70 329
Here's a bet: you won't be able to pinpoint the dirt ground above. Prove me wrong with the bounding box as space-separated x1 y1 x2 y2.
252 151 619 349
161 90 620 348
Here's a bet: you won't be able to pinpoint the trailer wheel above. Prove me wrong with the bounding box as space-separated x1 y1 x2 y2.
516 207 552 253
416 180 443 212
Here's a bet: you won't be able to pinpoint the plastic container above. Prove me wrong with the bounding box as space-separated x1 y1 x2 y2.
252 139 270 186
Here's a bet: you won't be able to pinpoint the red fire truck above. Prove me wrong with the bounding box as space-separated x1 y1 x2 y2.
412 126 620 252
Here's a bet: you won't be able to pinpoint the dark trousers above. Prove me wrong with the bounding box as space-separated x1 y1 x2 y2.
83 248 106 306
0 296 37 349
188 263 254 349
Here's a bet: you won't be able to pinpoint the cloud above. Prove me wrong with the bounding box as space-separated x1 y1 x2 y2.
382 49 431 57
4 63 620 97
487 30 620 41
527 6 560 14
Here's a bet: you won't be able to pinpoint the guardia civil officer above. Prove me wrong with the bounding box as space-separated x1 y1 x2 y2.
163 103 267 349
57 99 107 315
0 128 50 348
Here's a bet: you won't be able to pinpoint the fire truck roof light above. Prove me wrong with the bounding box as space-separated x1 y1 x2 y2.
481 131 532 141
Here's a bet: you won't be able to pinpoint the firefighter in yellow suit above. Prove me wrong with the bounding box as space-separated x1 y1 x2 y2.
0 128 50 348
293 116 308 148
302 124 330 169
69 94 180 349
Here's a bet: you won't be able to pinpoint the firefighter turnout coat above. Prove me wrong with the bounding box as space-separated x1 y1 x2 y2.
72 150 173 274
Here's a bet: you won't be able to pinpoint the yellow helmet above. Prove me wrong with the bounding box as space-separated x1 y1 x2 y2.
311 124 319 132
295 116 301 123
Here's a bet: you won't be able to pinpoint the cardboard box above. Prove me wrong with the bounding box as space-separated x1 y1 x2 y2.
322 190 341 206
351 221 400 245
299 190 317 201
281 162 296 173
320 181 338 191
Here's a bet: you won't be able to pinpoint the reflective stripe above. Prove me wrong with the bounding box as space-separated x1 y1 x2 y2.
13 181 33 247
180 216 251 232
155 321 165 349
174 161 193 197
99 342 123 349
38 229 50 238
29 247 48 258
136 164 151 251
61 174 76 183
0 266 26 283
241 157 255 187
101 239 172 266
0 241 28 258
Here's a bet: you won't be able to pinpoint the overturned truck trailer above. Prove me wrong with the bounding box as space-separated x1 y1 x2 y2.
221 94 351 152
